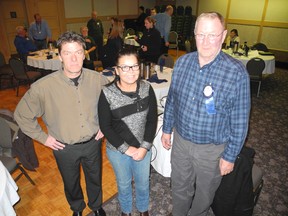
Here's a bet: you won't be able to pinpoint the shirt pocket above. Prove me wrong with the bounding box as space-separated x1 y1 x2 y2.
214 90 232 115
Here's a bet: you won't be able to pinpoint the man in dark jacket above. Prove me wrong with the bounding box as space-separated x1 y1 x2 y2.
87 11 104 60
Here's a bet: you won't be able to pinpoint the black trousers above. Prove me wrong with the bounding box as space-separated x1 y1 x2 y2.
53 138 103 212
161 38 169 54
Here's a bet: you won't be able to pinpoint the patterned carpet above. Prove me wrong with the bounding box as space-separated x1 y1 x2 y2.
100 67 288 216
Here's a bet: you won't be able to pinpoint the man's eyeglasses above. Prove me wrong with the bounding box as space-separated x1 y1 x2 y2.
117 64 140 72
195 31 224 41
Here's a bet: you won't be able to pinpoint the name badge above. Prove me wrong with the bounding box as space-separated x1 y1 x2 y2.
203 85 216 115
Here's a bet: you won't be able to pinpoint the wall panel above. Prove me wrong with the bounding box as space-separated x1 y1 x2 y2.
94 0 117 16
119 0 138 15
265 0 288 22
229 0 265 20
65 0 91 18
198 0 228 17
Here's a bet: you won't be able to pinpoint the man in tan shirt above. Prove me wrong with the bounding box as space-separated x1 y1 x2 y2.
14 32 108 216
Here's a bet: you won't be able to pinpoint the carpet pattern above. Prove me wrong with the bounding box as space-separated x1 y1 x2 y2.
100 68 288 216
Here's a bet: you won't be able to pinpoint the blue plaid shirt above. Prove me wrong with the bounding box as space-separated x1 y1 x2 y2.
163 51 251 163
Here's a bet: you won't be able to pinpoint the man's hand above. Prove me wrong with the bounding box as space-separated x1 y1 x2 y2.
165 41 170 47
161 132 172 150
95 129 104 140
44 135 65 150
219 158 234 176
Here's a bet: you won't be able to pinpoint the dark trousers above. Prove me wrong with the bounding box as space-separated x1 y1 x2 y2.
34 40 47 50
53 138 103 212
161 38 169 54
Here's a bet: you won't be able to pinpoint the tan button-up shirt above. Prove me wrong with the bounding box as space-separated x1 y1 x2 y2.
14 68 108 145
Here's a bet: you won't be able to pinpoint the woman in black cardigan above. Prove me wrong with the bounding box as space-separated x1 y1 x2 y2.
135 16 161 64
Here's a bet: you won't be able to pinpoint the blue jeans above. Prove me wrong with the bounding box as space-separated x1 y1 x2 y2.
106 147 151 214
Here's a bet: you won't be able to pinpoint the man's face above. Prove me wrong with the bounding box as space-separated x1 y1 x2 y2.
35 15 41 24
92 12 97 20
195 17 227 63
81 28 88 37
59 42 85 78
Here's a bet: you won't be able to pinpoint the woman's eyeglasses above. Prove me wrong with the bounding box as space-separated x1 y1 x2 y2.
117 64 140 72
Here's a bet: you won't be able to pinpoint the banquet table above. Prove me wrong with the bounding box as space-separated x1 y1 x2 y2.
27 49 61 71
151 114 172 177
0 161 20 216
222 49 275 74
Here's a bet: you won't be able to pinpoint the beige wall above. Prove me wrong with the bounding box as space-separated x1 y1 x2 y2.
1 0 287 61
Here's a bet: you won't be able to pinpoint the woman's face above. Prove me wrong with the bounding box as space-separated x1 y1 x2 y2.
116 55 140 87
145 20 153 29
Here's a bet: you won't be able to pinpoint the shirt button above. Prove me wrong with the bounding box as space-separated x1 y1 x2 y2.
81 125 84 128
80 113 82 116
192 97 195 100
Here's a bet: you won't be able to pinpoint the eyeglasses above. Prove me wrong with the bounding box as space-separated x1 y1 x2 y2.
195 31 224 41
117 64 140 72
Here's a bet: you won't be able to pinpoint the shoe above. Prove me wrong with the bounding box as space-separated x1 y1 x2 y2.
94 207 106 216
121 212 132 216
139 211 149 216
72 212 82 216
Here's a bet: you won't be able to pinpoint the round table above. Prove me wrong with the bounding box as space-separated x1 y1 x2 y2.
222 49 275 74
0 161 20 216
27 49 62 71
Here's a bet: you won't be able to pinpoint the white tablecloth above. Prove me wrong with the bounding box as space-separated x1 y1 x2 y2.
124 36 140 47
27 49 61 71
222 49 275 74
151 114 172 177
0 161 20 216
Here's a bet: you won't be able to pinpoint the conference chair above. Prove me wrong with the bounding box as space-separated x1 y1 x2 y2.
124 28 135 37
0 52 14 89
0 116 35 185
9 57 42 96
168 31 179 57
185 40 191 53
157 54 174 68
246 57 265 97
252 43 269 52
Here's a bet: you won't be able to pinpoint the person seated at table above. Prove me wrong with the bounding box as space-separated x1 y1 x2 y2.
135 16 161 64
225 29 240 49
98 48 158 216
14 26 37 63
99 20 124 69
80 26 97 70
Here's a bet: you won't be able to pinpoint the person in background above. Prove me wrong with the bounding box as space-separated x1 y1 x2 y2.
87 11 104 60
98 48 158 216
161 12 251 216
136 6 148 33
153 5 174 54
225 29 240 49
80 26 96 70
108 17 118 36
14 31 108 216
135 16 161 64
29 13 52 50
100 20 124 68
150 8 157 16
14 25 37 63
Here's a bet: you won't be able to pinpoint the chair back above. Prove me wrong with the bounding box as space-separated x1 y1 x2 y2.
0 117 13 149
185 40 191 53
9 58 28 80
157 54 174 68
253 43 269 52
124 28 135 37
0 52 6 67
246 57 265 80
168 31 178 45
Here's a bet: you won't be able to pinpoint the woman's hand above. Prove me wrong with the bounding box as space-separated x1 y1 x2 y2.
132 147 147 161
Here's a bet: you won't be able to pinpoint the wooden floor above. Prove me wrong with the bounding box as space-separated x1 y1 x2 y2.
0 49 185 216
